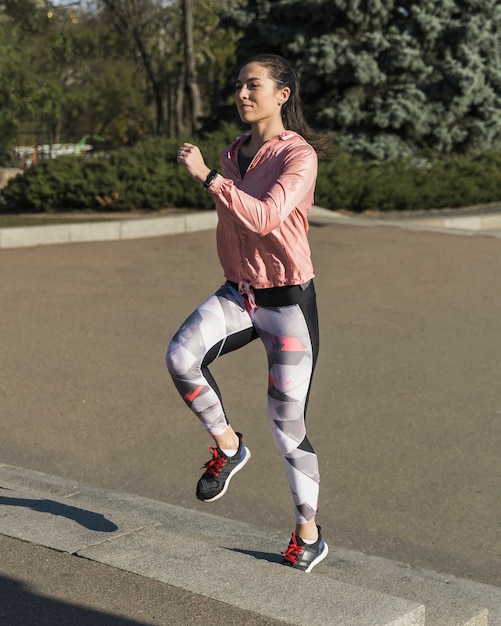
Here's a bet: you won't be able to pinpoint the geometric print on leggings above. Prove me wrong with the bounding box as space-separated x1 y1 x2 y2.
253 304 320 524
166 285 254 436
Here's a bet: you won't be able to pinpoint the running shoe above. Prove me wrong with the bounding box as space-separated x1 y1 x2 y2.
281 525 328 573
196 432 251 502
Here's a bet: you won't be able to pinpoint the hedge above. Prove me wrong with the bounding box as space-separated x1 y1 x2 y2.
315 151 501 212
2 127 501 213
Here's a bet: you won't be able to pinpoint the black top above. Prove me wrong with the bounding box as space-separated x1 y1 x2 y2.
238 151 253 177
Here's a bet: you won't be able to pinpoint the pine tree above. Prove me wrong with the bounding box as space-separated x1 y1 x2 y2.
225 0 501 160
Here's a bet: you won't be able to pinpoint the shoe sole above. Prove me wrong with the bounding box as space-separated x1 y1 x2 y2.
304 541 329 573
200 446 251 503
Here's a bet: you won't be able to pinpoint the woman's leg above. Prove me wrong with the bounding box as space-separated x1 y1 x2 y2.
253 295 320 539
166 283 257 438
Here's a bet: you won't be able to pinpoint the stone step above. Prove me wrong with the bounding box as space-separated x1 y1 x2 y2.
1 464 499 625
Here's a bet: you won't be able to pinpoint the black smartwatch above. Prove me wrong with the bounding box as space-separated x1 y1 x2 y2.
203 169 218 189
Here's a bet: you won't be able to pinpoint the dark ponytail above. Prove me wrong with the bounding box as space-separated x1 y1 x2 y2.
243 53 330 156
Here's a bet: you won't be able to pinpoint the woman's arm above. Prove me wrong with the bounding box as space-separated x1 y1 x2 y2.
177 141 317 236
211 146 318 236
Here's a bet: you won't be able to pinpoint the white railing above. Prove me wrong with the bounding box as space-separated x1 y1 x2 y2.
14 143 93 159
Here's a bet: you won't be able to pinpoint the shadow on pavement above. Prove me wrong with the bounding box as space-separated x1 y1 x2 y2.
0 574 152 626
227 546 283 564
0 495 118 532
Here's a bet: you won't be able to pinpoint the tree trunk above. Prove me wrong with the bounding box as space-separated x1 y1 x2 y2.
183 0 203 133
99 0 165 135
133 27 165 135
175 64 187 136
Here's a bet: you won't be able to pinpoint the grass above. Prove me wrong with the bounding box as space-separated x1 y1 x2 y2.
0 207 190 229
0 215 105 228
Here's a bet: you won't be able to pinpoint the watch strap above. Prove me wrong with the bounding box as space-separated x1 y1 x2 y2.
203 169 218 189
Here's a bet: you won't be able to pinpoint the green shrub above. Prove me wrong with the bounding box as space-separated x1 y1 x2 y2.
1 122 242 212
2 123 501 213
2 156 119 211
315 153 368 210
316 151 501 212
108 123 242 211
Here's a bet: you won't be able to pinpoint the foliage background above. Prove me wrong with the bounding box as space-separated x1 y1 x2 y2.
1 0 501 212
4 132 501 213
226 0 501 160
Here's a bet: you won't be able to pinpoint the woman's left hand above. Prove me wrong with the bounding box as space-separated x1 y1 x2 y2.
177 143 211 185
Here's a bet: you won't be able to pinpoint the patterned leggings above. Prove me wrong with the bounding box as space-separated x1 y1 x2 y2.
166 282 320 524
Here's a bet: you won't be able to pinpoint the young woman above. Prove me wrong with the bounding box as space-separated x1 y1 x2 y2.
166 53 328 573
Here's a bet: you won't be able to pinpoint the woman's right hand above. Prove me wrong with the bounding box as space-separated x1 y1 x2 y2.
177 143 211 185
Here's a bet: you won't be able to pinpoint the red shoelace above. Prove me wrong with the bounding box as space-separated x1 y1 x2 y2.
202 447 228 477
281 532 305 564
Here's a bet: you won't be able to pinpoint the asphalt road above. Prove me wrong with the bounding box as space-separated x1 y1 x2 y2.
1 220 500 588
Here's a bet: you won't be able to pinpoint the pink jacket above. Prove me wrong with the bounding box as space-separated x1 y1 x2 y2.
207 131 318 289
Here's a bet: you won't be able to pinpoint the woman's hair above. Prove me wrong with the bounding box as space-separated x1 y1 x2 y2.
242 53 330 155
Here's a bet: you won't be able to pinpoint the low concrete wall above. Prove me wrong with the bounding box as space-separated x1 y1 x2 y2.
0 210 219 249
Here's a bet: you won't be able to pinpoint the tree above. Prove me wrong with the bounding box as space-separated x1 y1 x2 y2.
96 0 243 137
0 0 151 161
225 0 501 160
0 21 30 163
97 0 170 135
0 0 243 164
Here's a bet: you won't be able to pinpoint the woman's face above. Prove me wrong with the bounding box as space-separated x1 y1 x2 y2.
235 62 290 126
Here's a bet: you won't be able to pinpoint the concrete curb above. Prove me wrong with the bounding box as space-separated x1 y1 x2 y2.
308 208 501 239
1 463 500 625
0 210 218 249
402 212 501 233
1 206 501 250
